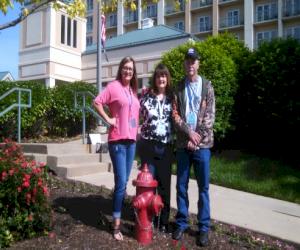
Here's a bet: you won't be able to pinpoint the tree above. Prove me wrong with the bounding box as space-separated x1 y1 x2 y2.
0 0 185 31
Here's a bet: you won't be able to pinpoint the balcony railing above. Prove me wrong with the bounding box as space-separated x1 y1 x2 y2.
192 23 212 33
191 0 212 9
219 16 244 28
282 4 300 17
124 12 138 24
256 11 278 22
165 3 185 14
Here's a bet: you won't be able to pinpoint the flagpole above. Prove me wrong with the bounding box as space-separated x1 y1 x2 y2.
96 0 102 94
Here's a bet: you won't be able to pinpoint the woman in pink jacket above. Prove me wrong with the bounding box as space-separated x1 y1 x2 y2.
94 56 140 241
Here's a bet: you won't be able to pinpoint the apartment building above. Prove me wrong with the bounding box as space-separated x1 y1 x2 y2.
85 0 300 49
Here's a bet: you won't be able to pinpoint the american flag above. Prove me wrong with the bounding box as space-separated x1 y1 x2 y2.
101 14 106 47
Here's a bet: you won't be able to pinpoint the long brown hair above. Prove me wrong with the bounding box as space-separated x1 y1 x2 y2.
116 56 138 94
151 63 172 98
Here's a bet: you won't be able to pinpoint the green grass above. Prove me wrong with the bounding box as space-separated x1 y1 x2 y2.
198 151 299 204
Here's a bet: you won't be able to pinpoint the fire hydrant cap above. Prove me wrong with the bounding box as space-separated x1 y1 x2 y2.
132 163 158 187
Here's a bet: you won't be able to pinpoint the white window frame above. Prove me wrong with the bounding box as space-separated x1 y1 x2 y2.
174 21 184 31
256 30 277 47
227 9 239 27
199 16 210 32
87 16 93 33
256 3 277 22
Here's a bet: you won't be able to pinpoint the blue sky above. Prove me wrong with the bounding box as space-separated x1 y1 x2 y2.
0 3 21 79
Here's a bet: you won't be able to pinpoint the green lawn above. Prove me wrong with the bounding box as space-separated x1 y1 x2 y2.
194 151 300 204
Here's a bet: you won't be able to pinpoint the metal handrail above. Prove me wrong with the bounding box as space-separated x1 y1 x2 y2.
74 91 109 144
0 87 32 143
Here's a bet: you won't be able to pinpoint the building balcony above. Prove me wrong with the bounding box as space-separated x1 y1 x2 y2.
191 0 212 10
165 4 185 15
255 12 278 23
282 4 300 17
219 16 244 29
124 13 138 24
192 23 212 34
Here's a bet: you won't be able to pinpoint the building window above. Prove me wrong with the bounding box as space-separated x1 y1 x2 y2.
108 13 117 27
199 16 210 32
256 3 277 22
126 10 138 23
286 26 300 41
256 30 277 47
174 21 184 31
87 16 93 33
143 4 157 18
86 36 93 46
61 14 77 48
61 15 65 44
67 17 71 46
227 9 239 27
73 20 77 48
87 0 93 11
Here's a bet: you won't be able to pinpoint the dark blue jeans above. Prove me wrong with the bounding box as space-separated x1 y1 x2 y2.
175 148 211 232
108 140 136 219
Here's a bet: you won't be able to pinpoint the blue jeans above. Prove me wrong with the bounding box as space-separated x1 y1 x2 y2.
108 140 136 219
175 148 211 232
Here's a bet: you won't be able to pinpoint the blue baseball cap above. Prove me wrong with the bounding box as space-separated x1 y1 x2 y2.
185 48 200 60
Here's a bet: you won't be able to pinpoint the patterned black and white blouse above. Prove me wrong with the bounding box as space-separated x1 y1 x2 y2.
140 92 172 144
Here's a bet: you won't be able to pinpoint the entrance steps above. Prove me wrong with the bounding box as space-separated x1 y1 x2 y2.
22 135 112 178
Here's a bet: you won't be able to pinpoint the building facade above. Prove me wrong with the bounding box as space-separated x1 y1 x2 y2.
18 0 300 87
86 0 300 49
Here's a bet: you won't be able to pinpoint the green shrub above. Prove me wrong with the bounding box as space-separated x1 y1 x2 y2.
239 38 300 165
161 38 238 141
0 139 51 247
0 81 97 139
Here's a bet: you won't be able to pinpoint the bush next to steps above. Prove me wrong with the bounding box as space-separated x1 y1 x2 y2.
0 139 51 247
0 81 97 139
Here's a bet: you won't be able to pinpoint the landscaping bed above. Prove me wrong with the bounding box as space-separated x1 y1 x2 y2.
7 174 299 250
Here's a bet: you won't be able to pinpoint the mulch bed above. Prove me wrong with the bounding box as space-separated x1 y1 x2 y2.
8 174 299 250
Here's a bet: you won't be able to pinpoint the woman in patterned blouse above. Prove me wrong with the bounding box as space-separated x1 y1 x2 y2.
138 63 173 233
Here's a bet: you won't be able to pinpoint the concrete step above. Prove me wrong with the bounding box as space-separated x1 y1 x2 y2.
52 162 111 178
47 154 101 166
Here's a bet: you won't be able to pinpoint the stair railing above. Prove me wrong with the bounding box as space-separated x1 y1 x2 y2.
0 87 32 143
74 91 109 144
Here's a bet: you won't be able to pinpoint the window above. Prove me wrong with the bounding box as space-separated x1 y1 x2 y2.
256 3 277 22
127 10 137 23
73 20 77 48
199 16 210 32
286 26 300 41
227 10 239 27
61 15 65 44
61 14 78 48
256 30 277 47
174 21 184 31
87 16 93 33
87 0 93 11
144 4 157 18
108 13 117 27
67 17 71 46
284 0 300 16
86 36 93 46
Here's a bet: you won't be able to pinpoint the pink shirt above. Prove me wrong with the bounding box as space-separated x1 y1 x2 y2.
94 80 140 142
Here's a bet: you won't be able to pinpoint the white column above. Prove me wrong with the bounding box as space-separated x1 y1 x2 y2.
138 0 142 29
46 77 55 88
278 0 283 37
244 0 254 50
212 0 219 35
117 0 124 35
157 0 165 25
185 0 191 33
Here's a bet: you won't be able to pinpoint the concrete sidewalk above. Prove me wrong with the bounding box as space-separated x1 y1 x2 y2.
70 168 300 245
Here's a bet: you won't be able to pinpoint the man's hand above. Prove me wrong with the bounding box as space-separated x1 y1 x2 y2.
189 130 201 145
187 141 199 151
107 117 116 127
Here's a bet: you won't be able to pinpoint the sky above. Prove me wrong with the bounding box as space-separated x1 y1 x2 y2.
0 3 21 80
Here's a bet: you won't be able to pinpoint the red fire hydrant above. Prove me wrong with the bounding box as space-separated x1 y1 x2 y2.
132 163 164 245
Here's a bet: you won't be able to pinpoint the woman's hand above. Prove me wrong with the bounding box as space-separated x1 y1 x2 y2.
107 117 116 127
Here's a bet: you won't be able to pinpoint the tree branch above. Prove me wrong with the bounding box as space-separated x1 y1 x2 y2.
0 0 55 30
